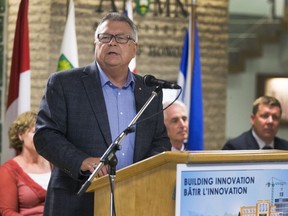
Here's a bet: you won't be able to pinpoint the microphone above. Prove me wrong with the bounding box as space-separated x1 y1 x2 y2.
143 75 181 89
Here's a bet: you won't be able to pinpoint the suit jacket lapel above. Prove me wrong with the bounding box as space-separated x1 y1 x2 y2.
80 62 112 146
247 129 261 149
133 75 156 160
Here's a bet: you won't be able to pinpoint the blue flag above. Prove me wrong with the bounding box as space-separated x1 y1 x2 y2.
177 16 204 150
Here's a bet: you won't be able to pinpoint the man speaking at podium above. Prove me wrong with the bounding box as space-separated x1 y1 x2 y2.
34 12 171 216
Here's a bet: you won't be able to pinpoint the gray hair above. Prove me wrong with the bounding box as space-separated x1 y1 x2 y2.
163 100 187 119
95 12 138 41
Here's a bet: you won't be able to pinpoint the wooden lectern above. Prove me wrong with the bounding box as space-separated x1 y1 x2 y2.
86 150 288 216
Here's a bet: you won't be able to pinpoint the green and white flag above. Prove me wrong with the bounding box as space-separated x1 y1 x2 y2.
57 0 78 71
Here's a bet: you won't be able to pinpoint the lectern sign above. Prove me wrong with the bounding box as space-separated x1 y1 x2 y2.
176 163 288 216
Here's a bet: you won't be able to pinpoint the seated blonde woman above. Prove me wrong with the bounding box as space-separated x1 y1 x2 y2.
0 111 52 216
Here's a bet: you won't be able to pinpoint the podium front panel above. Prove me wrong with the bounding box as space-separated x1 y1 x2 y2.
176 162 288 215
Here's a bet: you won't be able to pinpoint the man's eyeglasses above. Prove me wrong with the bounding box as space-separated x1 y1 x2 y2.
97 33 135 44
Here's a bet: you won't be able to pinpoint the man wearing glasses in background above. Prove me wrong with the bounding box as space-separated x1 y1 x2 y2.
34 12 170 216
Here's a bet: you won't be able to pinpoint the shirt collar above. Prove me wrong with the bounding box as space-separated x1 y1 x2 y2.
97 62 135 90
171 144 185 152
252 129 274 149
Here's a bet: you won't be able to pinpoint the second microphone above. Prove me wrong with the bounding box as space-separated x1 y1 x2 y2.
143 75 181 89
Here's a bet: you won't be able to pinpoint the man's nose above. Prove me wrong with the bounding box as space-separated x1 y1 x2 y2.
267 115 273 123
179 119 186 126
109 36 117 45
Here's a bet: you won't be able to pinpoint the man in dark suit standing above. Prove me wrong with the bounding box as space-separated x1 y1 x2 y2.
34 12 170 216
222 96 288 150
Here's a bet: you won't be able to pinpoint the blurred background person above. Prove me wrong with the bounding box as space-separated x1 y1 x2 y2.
163 100 188 152
0 111 51 216
222 96 288 150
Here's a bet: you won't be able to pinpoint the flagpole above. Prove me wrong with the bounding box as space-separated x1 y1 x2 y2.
190 0 197 80
125 0 136 73
66 0 69 18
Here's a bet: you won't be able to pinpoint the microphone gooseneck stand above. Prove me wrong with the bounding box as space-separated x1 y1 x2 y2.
108 156 117 216
77 86 163 216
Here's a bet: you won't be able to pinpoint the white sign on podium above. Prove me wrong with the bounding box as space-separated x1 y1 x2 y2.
176 162 288 216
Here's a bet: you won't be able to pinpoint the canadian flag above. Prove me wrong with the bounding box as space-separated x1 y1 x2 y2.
1 0 30 163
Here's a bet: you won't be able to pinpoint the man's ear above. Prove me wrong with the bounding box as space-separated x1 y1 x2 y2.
250 114 255 125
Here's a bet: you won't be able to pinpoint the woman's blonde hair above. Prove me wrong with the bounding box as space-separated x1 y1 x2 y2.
8 111 37 153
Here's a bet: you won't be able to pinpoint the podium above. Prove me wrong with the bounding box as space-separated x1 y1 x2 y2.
86 150 288 216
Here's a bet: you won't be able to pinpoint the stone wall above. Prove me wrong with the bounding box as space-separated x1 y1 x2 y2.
5 0 229 149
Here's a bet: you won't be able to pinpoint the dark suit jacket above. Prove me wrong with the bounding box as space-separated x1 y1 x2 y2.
222 129 288 150
34 62 171 216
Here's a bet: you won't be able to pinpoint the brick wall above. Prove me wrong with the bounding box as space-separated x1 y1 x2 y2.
6 0 229 150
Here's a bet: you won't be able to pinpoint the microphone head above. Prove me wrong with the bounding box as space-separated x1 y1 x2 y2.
143 75 156 87
143 74 181 89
